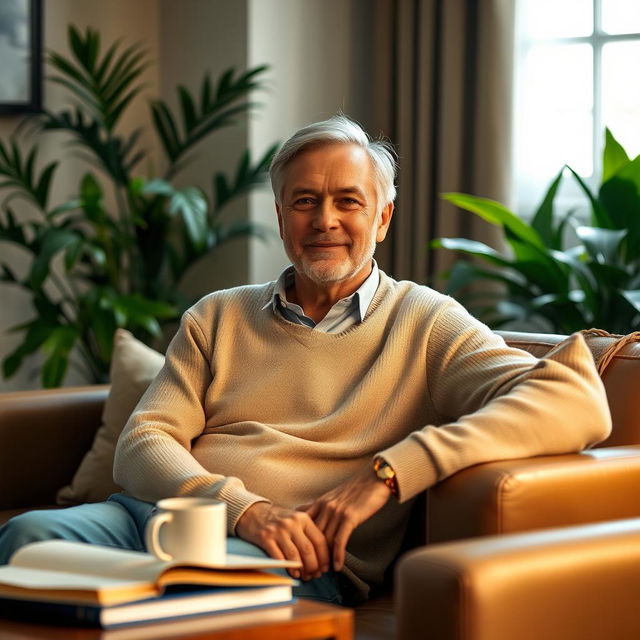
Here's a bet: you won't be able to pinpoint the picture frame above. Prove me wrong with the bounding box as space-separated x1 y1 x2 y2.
0 0 42 115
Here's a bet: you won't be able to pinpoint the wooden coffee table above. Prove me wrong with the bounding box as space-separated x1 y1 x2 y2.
0 599 353 640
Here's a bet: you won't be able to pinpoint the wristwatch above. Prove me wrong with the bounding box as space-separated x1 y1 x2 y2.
373 456 399 498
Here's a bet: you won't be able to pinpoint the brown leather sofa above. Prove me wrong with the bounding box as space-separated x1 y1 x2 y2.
396 517 640 639
1 330 639 639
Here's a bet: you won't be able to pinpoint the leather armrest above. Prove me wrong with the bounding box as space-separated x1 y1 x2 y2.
396 517 640 640
427 446 640 543
0 386 108 509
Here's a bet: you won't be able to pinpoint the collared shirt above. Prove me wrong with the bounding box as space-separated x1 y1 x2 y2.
262 261 380 333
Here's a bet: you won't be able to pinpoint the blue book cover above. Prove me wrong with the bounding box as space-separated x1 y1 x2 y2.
0 584 295 629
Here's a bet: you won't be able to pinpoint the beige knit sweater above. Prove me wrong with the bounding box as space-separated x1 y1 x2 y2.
114 271 611 598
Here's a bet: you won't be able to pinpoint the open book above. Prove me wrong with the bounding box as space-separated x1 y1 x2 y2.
0 540 299 607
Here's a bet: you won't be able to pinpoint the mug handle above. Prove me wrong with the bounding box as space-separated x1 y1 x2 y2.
145 512 173 561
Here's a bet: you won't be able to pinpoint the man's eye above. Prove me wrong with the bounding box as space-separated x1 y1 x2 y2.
340 198 361 208
293 197 316 208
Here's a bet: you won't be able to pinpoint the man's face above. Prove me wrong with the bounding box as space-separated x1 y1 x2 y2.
276 143 393 288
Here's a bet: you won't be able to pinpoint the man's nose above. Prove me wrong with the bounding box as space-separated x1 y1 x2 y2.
311 201 339 230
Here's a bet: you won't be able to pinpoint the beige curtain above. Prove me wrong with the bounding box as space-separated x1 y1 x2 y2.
369 0 516 288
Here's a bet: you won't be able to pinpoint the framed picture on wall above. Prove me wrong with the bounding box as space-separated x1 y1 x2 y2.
0 0 42 115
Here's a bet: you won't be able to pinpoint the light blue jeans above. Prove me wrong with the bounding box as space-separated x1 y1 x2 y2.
0 494 344 605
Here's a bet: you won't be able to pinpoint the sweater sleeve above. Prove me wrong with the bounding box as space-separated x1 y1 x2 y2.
378 301 612 503
113 308 271 534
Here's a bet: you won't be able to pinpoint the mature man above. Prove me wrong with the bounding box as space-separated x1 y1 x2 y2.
0 115 611 605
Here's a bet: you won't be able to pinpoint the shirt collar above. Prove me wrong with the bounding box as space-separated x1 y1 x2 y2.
262 260 380 322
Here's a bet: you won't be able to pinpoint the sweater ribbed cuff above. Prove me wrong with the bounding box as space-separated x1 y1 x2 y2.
378 436 439 503
217 485 272 535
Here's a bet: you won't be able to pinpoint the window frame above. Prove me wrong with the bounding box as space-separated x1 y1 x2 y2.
513 0 640 217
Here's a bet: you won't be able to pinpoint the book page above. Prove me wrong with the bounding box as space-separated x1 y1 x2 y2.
10 541 168 582
0 566 157 605
11 540 301 579
98 602 294 640
209 554 300 569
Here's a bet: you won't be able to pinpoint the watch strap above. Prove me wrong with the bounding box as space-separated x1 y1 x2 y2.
373 456 399 498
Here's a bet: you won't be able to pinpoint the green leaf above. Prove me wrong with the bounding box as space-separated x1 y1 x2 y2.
112 294 177 335
598 155 640 260
621 290 640 315
41 325 79 388
55 26 148 131
63 236 85 271
430 237 512 268
151 101 181 160
35 162 59 210
142 178 174 197
443 260 529 297
565 166 614 228
2 319 52 379
443 193 545 249
0 138 58 211
201 75 212 114
80 172 103 202
178 86 198 133
528 292 591 330
213 144 278 213
575 226 627 265
169 187 208 251
588 262 630 289
0 207 28 246
94 39 119 83
531 169 564 249
549 247 598 311
81 290 118 362
0 263 19 283
41 109 131 184
553 207 577 250
28 228 80 289
156 67 269 174
602 128 630 183
213 173 231 211
47 199 82 220
507 235 569 294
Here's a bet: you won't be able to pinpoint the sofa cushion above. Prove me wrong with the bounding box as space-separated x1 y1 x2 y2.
56 329 165 505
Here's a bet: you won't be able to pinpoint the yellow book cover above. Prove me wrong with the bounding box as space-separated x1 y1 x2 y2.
0 540 298 607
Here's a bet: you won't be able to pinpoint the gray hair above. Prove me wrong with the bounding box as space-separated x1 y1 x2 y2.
269 114 397 212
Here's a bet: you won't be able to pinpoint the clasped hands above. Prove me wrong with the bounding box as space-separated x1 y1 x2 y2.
235 465 391 580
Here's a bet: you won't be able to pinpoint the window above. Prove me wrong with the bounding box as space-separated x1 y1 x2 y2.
513 0 640 218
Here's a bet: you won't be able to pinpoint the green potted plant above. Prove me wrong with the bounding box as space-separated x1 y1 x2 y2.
0 25 277 387
432 129 640 334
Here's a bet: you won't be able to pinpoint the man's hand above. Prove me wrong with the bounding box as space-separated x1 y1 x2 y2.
297 464 391 572
236 502 330 581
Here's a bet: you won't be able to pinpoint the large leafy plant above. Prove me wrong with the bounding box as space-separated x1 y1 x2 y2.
0 26 276 387
432 129 640 334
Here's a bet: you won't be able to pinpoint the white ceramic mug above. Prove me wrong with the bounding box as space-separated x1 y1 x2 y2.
145 497 227 565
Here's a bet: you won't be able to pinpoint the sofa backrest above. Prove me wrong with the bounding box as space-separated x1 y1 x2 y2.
0 385 108 512
497 330 640 448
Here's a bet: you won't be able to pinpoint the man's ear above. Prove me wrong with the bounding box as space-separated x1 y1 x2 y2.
275 201 284 239
376 202 394 243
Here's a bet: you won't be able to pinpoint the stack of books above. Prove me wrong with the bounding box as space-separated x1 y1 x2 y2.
0 539 298 628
